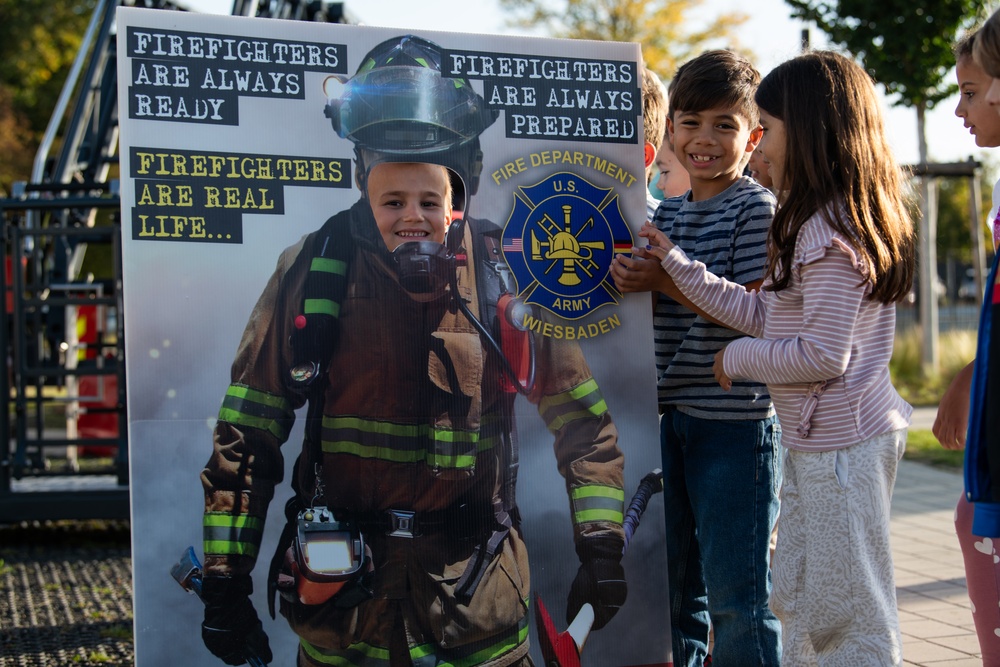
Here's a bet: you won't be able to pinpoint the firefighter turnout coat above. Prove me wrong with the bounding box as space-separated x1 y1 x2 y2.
201 202 625 667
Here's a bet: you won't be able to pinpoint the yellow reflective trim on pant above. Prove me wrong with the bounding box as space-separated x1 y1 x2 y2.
301 617 528 667
301 638 389 667
538 378 608 433
218 384 294 442
202 513 264 558
321 416 486 469
570 485 624 526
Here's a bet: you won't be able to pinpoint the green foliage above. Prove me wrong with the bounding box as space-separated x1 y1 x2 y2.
890 326 977 404
904 428 965 470
99 625 134 641
785 0 985 109
0 0 97 131
0 0 97 189
497 0 748 78
893 327 972 473
933 168 994 265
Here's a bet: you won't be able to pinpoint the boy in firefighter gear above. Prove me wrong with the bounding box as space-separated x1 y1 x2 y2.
199 34 627 667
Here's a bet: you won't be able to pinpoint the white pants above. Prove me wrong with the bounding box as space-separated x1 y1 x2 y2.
771 430 906 666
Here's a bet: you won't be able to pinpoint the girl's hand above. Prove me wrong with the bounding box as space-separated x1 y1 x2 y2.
713 348 732 391
933 362 972 451
638 222 674 260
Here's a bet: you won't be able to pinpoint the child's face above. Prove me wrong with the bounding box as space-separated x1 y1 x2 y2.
654 140 691 198
984 74 1000 116
367 162 452 251
757 110 787 192
667 105 761 200
747 147 773 190
955 55 1000 148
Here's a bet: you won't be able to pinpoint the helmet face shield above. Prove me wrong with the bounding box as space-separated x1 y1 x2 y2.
331 67 495 153
325 34 498 204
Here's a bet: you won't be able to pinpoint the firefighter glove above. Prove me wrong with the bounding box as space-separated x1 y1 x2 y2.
201 575 274 666
566 537 627 631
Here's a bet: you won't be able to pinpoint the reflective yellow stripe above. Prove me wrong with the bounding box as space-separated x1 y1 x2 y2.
304 297 340 318
203 513 264 558
539 378 608 432
218 384 294 441
301 638 389 667
303 616 528 667
321 416 485 469
570 485 624 526
311 257 348 276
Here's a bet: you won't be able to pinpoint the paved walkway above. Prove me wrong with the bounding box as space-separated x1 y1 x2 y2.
894 405 983 666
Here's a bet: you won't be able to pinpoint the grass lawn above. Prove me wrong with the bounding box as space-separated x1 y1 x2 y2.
905 428 964 471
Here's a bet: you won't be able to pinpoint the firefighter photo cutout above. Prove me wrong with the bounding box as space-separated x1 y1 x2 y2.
116 7 670 666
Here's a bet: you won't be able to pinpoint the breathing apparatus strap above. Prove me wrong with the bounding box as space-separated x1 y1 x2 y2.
287 205 358 393
451 217 522 604
268 207 357 618
466 218 521 528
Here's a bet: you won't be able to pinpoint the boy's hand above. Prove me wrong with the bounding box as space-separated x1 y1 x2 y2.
713 348 732 391
611 247 667 293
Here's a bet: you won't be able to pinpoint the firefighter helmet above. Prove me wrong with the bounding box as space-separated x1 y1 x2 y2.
324 34 498 204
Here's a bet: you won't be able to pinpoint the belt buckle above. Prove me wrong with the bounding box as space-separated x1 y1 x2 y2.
387 509 418 538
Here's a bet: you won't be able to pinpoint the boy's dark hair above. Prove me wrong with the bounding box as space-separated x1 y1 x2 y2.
668 50 761 126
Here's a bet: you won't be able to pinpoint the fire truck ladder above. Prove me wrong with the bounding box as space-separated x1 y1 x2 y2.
0 0 354 523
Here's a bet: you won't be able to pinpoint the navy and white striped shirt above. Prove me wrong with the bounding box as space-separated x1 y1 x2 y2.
652 176 775 420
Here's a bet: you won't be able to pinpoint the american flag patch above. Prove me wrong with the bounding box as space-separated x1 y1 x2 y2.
503 238 523 253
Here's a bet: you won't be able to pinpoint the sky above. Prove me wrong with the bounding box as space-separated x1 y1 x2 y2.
181 0 987 170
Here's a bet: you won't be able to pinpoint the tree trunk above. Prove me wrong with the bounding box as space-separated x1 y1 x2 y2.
916 102 939 375
969 168 986 304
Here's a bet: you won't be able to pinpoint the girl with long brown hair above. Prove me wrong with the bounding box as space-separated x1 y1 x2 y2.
642 51 916 665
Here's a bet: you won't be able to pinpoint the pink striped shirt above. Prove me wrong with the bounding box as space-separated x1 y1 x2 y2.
660 212 912 451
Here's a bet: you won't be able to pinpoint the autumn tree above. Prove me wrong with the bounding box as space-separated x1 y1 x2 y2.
0 0 97 190
497 0 747 78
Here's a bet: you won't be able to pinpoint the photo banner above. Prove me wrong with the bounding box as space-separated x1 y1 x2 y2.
116 7 670 666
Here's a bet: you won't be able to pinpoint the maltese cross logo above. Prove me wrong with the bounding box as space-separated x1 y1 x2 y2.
501 172 633 320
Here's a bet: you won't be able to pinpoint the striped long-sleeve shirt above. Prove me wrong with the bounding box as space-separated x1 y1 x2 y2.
652 176 775 420
660 210 912 451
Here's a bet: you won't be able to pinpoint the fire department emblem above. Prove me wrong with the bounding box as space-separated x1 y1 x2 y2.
501 172 634 320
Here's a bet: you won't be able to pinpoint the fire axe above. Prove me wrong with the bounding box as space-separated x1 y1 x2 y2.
534 468 665 667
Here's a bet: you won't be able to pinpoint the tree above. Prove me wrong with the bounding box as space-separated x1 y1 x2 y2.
785 0 984 372
786 0 984 161
0 0 97 190
497 0 748 78
935 173 990 265
0 88 33 194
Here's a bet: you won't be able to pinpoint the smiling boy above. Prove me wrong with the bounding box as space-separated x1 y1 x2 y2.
367 161 453 250
612 49 780 666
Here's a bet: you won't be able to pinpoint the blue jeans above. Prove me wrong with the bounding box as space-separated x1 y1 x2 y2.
661 406 782 667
